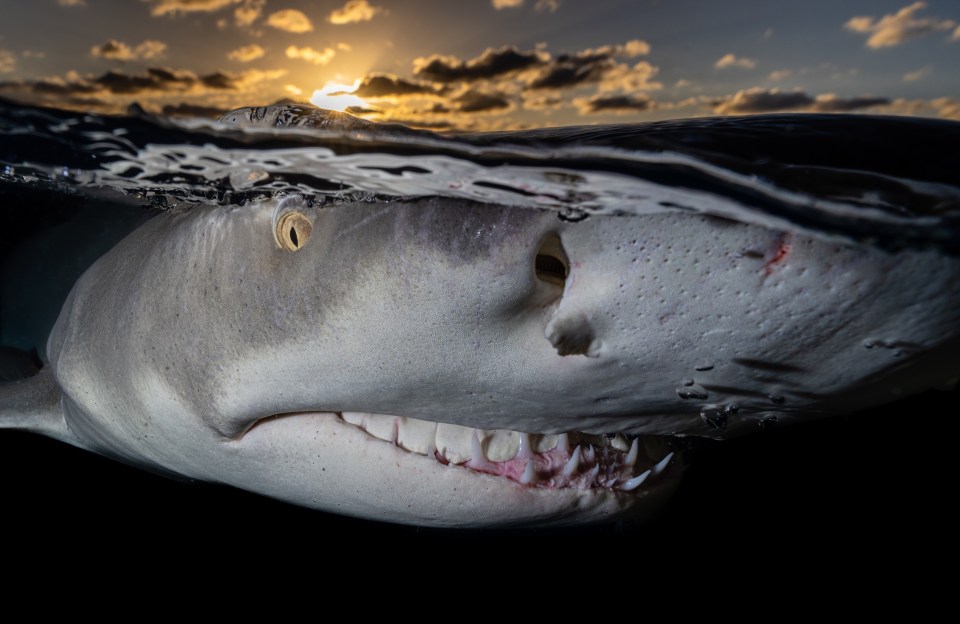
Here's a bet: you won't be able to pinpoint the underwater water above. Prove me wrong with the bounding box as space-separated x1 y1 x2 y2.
1 99 958 546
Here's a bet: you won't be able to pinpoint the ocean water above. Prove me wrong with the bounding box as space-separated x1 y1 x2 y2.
1 99 958 544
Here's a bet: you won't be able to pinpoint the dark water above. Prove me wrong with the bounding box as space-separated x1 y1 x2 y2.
1 100 958 551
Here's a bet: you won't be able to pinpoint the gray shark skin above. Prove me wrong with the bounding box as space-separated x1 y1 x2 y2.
2 188 958 527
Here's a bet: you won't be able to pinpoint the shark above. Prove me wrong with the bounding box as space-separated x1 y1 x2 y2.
1 106 959 527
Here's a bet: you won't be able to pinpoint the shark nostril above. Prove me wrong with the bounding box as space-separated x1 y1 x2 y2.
275 211 313 251
535 234 568 287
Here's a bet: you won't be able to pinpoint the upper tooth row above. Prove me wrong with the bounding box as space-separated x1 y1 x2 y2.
341 413 557 461
340 413 641 463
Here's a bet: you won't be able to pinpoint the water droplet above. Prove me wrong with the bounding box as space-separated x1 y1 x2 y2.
682 378 695 387
768 394 785 405
2 165 14 176
862 339 876 349
724 403 740 415
676 384 708 400
694 363 714 371
700 405 727 430
758 415 778 430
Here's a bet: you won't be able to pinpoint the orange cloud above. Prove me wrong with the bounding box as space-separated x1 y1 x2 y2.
715 54 757 69
328 0 382 25
285 46 336 65
234 0 264 26
0 49 16 74
845 2 955 49
91 39 167 61
148 0 241 16
266 9 313 33
227 44 266 62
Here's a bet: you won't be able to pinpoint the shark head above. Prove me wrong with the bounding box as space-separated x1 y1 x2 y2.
34 188 959 527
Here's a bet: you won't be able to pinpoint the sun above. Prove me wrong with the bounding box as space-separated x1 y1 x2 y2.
309 79 369 112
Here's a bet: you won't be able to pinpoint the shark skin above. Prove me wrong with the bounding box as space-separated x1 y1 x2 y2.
2 192 959 527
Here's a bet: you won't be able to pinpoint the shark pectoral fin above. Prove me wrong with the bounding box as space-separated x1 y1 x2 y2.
0 367 74 445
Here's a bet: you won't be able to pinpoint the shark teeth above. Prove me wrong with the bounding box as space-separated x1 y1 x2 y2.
337 412 676 493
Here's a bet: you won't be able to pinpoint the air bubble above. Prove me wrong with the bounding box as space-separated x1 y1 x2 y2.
700 405 727 430
676 384 708 400
758 415 779 430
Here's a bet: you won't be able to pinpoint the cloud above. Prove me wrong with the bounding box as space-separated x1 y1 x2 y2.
57 0 86 6
266 9 313 33
767 69 791 81
0 50 15 74
329 0 382 24
285 46 336 65
954 25 960 40
522 92 563 110
535 0 560 11
90 39 168 61
575 94 652 114
715 53 757 69
492 0 523 8
712 87 888 114
903 66 931 82
527 46 659 91
453 89 511 113
234 0 264 26
597 60 661 92
147 0 241 16
415 46 546 82
622 39 651 57
227 44 265 62
931 97 960 120
845 2 956 49
351 74 438 97
0 66 285 109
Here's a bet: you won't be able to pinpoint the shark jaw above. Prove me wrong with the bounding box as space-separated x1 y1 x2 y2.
241 412 677 495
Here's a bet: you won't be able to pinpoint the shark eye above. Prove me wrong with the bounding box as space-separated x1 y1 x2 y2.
535 234 569 287
275 211 313 251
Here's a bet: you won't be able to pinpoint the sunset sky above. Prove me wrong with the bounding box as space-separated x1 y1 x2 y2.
1 0 958 130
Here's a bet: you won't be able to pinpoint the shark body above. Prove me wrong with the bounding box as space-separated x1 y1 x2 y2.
1 106 959 527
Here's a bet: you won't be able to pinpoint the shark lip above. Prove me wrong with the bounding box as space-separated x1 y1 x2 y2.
245 411 677 493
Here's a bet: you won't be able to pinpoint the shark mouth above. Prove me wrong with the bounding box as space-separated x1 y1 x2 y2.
315 412 678 492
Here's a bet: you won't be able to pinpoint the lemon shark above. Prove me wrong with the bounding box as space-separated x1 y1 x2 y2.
1 107 959 527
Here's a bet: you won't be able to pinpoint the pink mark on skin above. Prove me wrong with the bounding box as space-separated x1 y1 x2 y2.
765 234 792 275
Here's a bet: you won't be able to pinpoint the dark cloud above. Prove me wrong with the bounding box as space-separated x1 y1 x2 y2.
527 60 610 89
161 103 226 117
454 90 511 113
414 46 545 82
714 88 890 114
344 105 380 115
351 74 438 97
526 46 650 90
31 79 100 95
200 71 237 89
578 94 652 113
811 95 890 112
0 66 285 113
92 68 196 93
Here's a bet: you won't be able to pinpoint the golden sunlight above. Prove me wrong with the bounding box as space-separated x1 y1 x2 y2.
309 79 368 112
